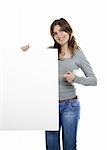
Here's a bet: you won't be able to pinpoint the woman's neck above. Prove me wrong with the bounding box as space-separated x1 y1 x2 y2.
60 45 72 59
61 44 69 53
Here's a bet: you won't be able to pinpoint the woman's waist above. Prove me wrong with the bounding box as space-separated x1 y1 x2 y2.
59 95 78 103
59 89 76 100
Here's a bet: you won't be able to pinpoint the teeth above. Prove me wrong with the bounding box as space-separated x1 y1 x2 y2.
59 38 63 41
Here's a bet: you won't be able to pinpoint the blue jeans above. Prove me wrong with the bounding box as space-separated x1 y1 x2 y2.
45 98 80 150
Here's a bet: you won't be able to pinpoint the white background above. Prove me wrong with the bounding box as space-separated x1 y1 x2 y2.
0 0 107 149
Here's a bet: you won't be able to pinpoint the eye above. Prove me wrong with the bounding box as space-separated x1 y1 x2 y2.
52 32 57 36
59 29 64 32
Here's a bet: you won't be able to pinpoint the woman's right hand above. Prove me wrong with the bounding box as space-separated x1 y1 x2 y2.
20 44 30 51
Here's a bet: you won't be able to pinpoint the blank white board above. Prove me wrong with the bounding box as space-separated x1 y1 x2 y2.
0 48 59 130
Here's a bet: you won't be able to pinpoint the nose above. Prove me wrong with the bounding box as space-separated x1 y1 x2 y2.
57 32 62 38
57 32 62 37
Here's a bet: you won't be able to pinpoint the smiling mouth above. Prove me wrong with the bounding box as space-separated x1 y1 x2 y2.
58 38 64 41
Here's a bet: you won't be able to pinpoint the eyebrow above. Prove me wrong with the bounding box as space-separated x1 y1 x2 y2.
53 31 57 35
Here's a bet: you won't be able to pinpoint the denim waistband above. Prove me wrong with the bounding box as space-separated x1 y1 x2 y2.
59 95 78 103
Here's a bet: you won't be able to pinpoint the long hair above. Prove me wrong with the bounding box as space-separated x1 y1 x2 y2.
50 18 79 57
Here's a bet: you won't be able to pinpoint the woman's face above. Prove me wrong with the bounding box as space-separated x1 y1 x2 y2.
53 25 70 46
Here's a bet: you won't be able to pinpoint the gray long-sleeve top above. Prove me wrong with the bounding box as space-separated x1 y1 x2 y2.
58 49 97 100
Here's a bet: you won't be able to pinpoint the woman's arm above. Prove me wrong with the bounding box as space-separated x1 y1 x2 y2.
73 50 97 86
64 50 97 86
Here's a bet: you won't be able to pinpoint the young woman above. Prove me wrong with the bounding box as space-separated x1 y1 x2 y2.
45 18 97 150
20 18 97 150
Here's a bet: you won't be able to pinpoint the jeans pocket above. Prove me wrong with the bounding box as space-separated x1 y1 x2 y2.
70 100 80 109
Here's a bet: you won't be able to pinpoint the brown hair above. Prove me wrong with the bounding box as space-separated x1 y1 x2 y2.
50 18 79 57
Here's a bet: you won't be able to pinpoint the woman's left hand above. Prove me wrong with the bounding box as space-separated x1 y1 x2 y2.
20 44 30 51
64 71 75 83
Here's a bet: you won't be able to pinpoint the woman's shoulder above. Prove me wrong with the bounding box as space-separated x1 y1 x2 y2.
73 47 87 63
74 47 83 57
